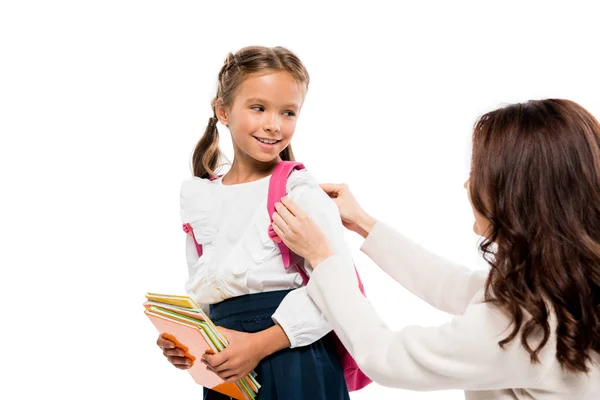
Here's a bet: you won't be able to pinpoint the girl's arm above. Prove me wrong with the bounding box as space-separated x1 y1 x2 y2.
360 221 487 315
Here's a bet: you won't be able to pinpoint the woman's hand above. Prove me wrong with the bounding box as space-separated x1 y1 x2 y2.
201 327 263 383
320 183 376 238
156 335 193 369
272 196 335 267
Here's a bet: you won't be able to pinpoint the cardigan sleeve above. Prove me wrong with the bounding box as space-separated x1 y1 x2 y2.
306 252 550 391
360 221 487 315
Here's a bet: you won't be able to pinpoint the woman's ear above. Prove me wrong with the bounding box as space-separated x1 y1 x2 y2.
214 98 229 127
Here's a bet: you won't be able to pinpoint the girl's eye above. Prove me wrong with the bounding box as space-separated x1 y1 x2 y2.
283 111 296 117
251 106 265 112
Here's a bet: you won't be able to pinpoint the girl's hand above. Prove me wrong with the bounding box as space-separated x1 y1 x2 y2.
156 335 193 370
272 197 335 268
201 327 265 383
320 183 376 238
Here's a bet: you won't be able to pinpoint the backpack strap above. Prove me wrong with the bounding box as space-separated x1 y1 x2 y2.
182 174 222 257
267 161 310 284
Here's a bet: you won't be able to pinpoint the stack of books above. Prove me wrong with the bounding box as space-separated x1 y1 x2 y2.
144 292 260 400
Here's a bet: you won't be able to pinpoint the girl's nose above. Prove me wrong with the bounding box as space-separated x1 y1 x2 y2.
264 113 281 133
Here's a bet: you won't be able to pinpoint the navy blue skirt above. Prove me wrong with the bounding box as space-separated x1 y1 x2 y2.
203 289 350 400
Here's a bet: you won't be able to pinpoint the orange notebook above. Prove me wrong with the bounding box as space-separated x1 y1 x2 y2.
144 293 259 400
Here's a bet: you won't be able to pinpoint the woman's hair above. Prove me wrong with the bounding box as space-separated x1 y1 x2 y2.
192 46 310 178
470 99 600 373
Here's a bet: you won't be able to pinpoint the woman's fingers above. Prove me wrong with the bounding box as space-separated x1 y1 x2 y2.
274 201 295 221
272 212 291 236
279 197 306 218
272 220 285 242
320 183 343 198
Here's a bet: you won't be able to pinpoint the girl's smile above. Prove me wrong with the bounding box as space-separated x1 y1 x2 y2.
217 70 306 163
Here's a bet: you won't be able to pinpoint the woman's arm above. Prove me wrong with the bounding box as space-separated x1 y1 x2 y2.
306 259 549 391
306 183 486 315
360 220 487 315
274 195 486 316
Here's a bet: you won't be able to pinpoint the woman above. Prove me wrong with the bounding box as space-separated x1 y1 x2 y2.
272 99 600 399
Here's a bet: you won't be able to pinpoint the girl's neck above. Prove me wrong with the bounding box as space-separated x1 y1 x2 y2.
222 155 281 185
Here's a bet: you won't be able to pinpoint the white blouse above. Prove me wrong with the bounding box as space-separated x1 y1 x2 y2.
306 221 600 399
180 169 355 348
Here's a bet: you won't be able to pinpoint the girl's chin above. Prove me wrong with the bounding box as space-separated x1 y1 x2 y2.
248 150 281 163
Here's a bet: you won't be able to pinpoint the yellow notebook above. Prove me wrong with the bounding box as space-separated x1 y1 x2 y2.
144 293 260 399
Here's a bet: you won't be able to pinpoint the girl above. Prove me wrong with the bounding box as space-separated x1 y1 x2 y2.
273 99 600 399
156 46 354 400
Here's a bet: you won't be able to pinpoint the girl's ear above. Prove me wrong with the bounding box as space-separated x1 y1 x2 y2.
215 98 229 127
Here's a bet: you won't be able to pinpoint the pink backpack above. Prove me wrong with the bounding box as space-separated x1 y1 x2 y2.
182 161 372 392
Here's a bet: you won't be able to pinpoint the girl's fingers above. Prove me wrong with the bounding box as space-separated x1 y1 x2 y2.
211 360 231 373
163 348 186 357
202 359 241 382
221 371 240 383
167 355 192 367
203 351 230 369
225 374 242 383
203 360 216 372
206 359 233 375
157 336 175 349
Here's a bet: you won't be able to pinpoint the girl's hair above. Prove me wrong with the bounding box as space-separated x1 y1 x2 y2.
192 46 310 178
470 99 600 373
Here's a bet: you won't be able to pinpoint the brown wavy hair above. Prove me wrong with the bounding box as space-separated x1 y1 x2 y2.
192 46 310 178
469 99 600 373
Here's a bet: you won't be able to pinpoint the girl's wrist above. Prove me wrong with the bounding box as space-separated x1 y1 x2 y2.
255 325 291 359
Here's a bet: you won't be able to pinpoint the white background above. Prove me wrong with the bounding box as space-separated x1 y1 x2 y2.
1 1 599 399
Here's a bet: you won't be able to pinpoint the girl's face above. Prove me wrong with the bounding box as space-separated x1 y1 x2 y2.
217 71 306 164
465 178 491 237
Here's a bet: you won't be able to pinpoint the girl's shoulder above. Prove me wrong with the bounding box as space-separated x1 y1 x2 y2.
180 177 220 242
286 168 318 193
286 168 336 212
180 176 223 207
180 176 218 196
